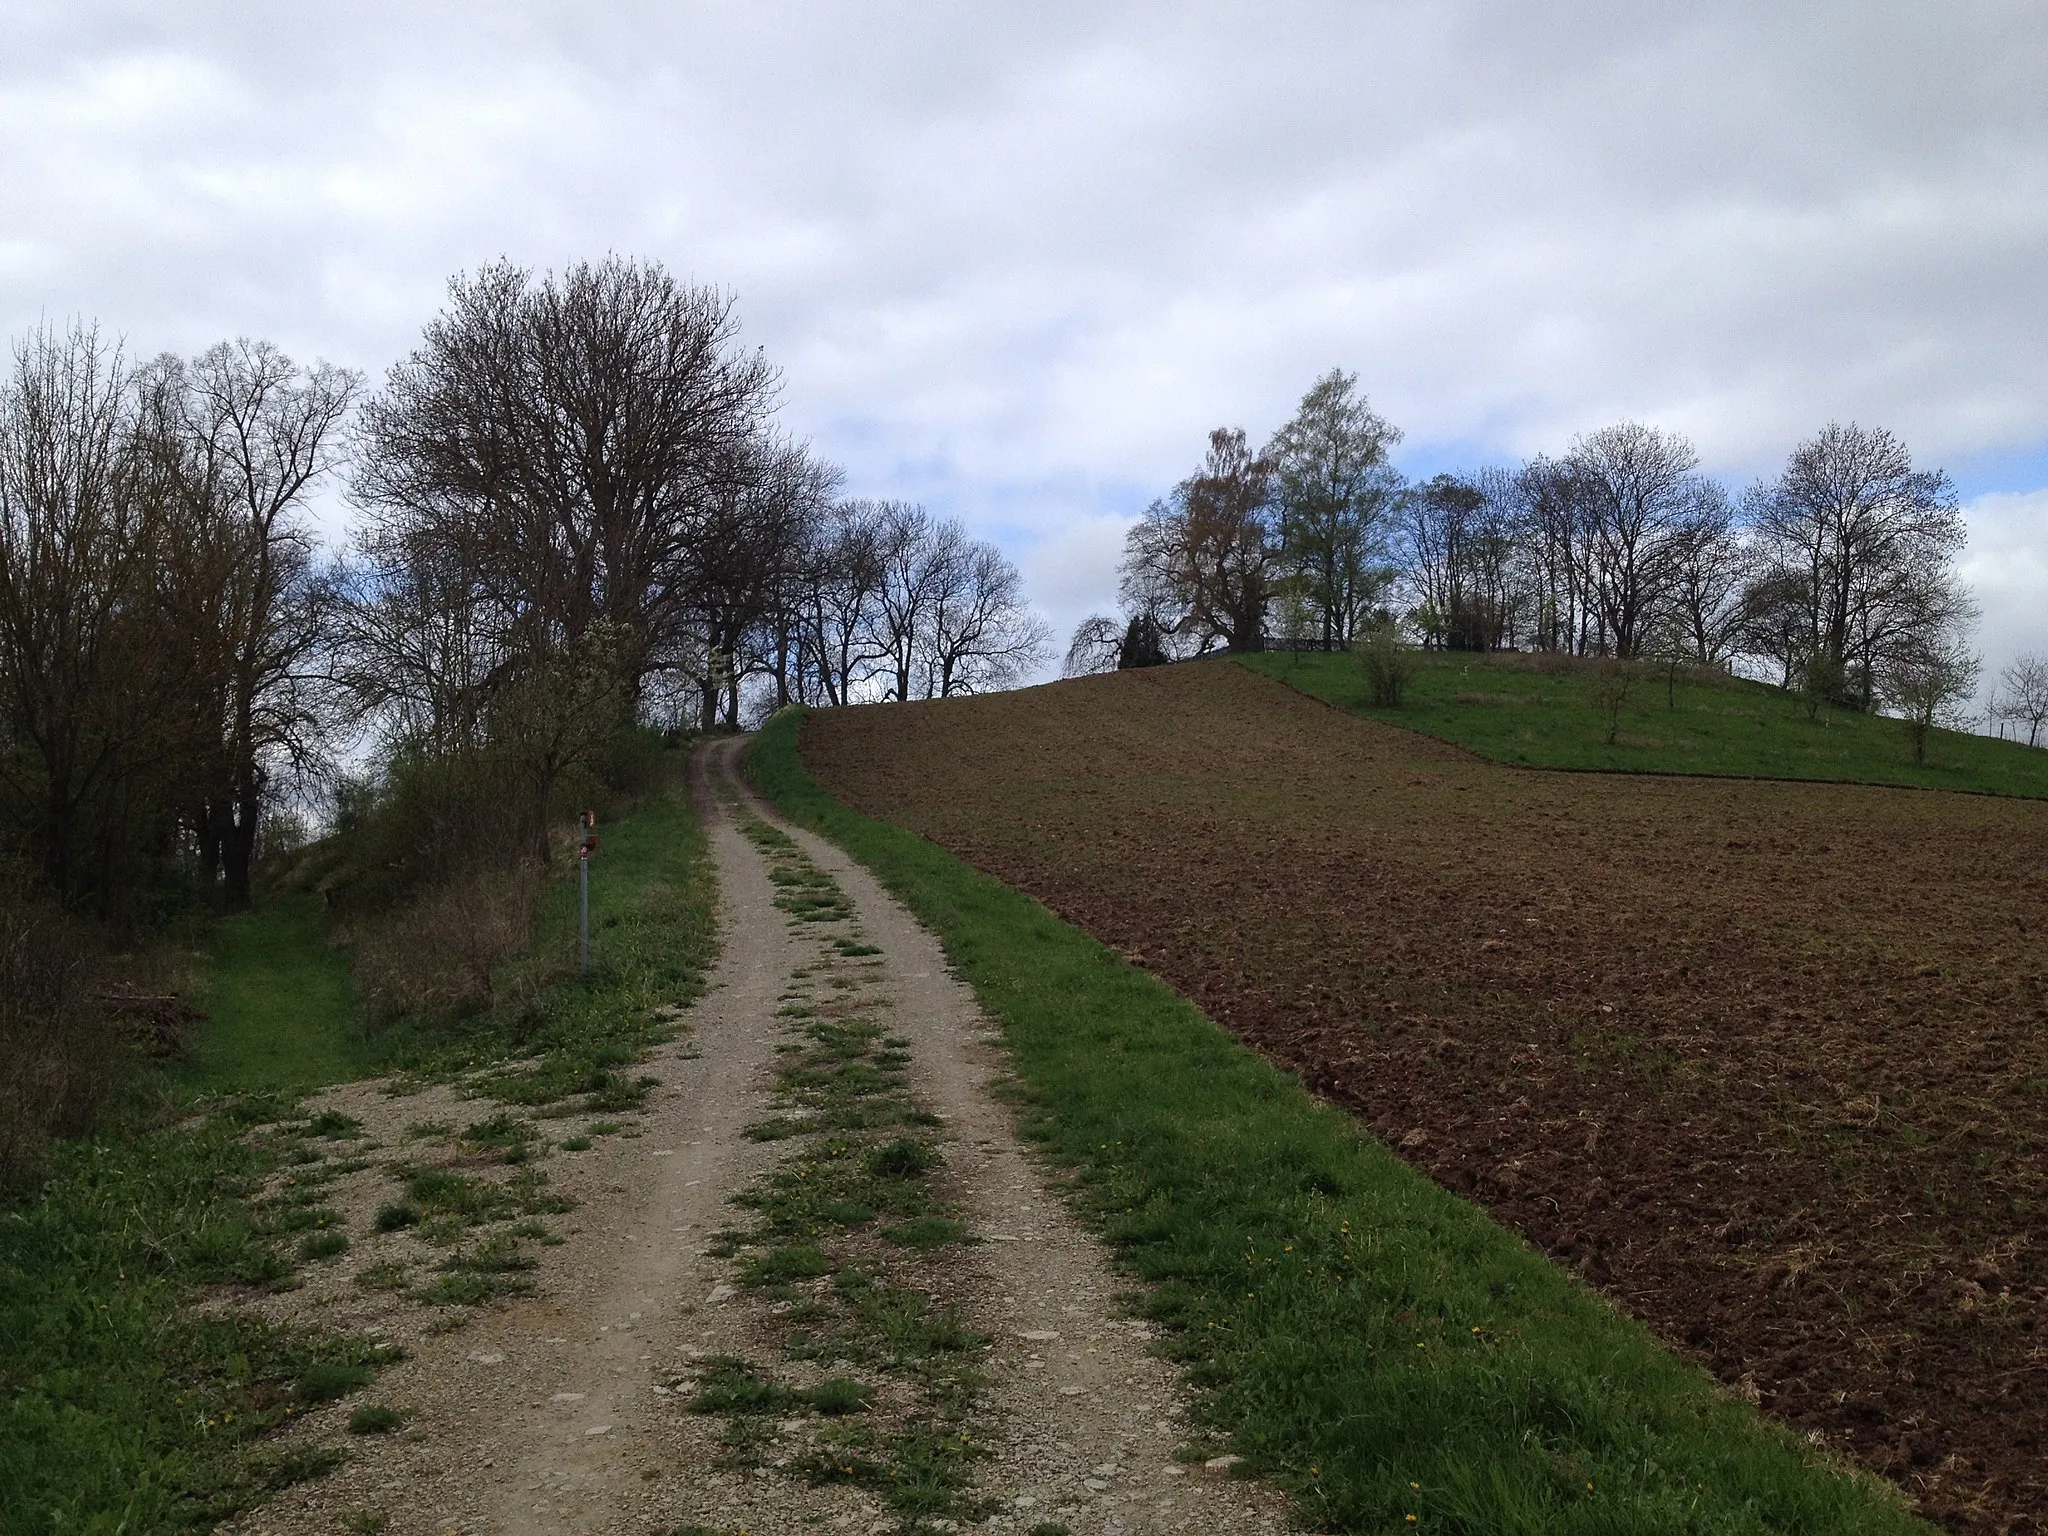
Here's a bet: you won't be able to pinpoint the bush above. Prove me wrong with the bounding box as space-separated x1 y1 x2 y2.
0 884 115 1191
1354 624 1415 707
352 861 545 1023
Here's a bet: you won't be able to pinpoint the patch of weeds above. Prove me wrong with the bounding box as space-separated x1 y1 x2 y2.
742 1244 832 1287
251 1445 346 1491
403 1168 512 1222
560 1135 593 1151
179 1220 291 1288
403 1120 452 1140
373 1202 420 1232
869 1139 938 1179
444 1232 538 1273
297 1360 375 1404
343 1512 390 1534
810 1376 874 1415
881 1216 969 1251
347 1404 405 1435
460 1111 537 1161
508 1166 575 1215
416 1271 533 1306
354 1261 409 1292
298 1230 350 1262
743 1115 810 1142
305 1111 364 1139
688 1357 802 1415
586 1119 623 1136
509 1219 564 1245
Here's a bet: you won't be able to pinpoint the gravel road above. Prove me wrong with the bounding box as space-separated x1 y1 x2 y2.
223 737 1290 1535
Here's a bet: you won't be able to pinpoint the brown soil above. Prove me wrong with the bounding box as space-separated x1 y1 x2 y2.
799 659 2048 1535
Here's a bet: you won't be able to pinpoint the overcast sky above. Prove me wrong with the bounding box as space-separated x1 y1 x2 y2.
4 1 2045 692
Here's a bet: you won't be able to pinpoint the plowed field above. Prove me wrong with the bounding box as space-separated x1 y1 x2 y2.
799 660 2048 1534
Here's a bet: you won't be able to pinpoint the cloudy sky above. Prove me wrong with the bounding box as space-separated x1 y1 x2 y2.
4 1 2045 691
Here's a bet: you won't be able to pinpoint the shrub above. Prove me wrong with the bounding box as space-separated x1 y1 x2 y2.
1354 624 1415 707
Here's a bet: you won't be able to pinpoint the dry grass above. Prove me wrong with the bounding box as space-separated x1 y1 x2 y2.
352 861 545 1024
0 887 118 1190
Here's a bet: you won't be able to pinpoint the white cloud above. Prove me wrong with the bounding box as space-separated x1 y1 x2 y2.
2 0 2045 664
1963 491 2048 700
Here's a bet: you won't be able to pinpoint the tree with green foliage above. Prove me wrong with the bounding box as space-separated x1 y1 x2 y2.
1264 369 1402 651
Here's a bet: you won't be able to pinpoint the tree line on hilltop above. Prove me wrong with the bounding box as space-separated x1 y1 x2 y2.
1065 370 2042 747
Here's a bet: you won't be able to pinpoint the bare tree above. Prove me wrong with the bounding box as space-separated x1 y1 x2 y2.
1879 595 1980 763
799 499 889 707
1265 370 1402 650
1397 473 1523 650
1063 616 1122 677
1120 428 1278 653
1994 653 2048 747
1748 422 1965 710
352 257 780 695
155 339 359 907
1564 422 1704 657
922 538 1052 696
0 324 185 911
1664 480 1750 665
869 502 954 702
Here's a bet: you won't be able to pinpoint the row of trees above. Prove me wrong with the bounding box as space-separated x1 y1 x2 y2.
1068 370 1985 729
0 258 1049 927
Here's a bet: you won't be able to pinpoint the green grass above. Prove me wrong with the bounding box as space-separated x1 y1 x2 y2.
1241 648 2048 797
366 779 716 1107
3 760 717 1536
0 1111 395 1533
175 894 374 1096
749 708 1928 1535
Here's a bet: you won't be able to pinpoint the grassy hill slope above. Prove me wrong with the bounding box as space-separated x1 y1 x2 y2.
1238 648 2048 797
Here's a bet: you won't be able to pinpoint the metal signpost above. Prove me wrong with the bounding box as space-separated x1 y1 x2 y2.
578 811 598 970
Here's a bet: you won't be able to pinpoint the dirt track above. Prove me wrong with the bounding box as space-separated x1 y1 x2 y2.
799 660 2048 1535
224 737 1286 1535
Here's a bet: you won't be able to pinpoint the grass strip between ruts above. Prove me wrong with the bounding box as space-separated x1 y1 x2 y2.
747 708 1929 1536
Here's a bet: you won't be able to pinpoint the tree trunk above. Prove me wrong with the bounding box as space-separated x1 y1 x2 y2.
197 804 223 901
220 763 260 912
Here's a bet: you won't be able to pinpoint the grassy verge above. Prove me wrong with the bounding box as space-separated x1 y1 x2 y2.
174 894 373 1097
749 709 1928 1535
1240 649 2048 797
1 765 717 1536
0 1102 401 1533
365 777 716 1109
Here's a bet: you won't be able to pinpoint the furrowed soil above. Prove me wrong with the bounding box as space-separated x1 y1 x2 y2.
798 659 2048 1535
